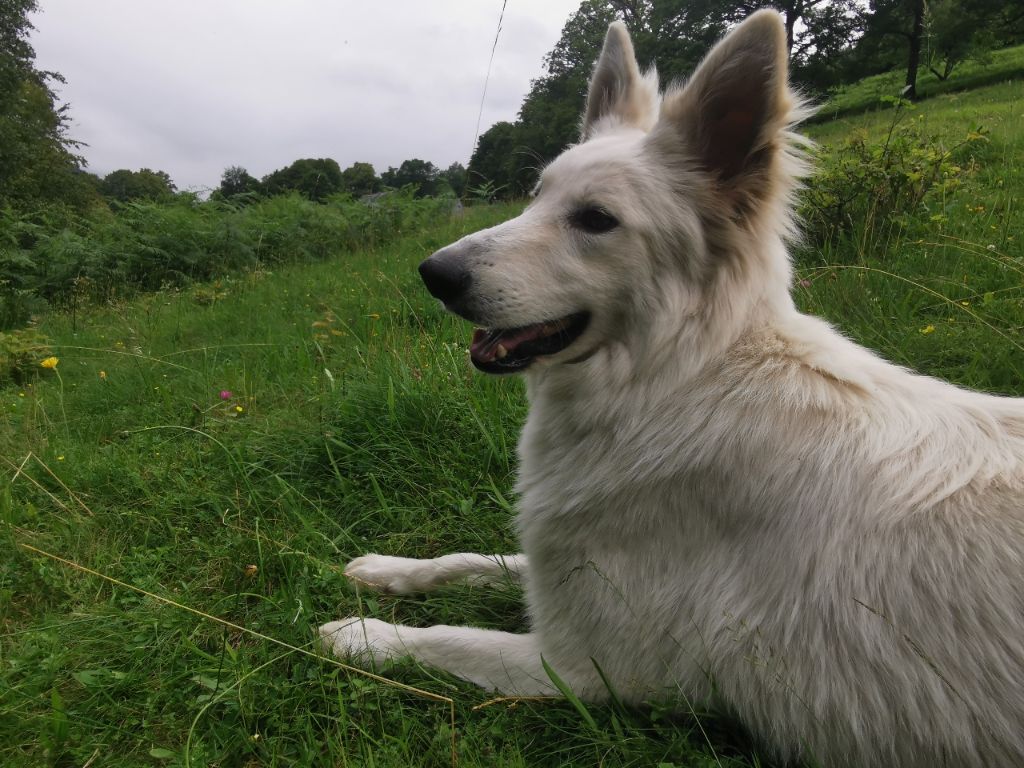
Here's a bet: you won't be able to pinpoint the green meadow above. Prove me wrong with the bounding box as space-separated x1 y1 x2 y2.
3 67 1024 766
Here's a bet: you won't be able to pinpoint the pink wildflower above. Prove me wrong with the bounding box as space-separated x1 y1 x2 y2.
219 390 232 400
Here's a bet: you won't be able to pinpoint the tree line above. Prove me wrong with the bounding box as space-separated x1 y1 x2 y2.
3 0 1021 215
214 157 468 204
63 158 469 206
468 0 1024 199
0 1 468 213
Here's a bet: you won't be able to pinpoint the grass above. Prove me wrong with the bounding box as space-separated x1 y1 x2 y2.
2 68 1023 766
799 74 1024 394
1 203 749 767
814 43 1024 121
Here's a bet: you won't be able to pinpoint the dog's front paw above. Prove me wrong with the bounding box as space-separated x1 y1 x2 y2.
318 617 405 665
344 554 438 594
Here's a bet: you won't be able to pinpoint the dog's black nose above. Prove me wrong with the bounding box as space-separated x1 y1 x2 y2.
419 255 471 304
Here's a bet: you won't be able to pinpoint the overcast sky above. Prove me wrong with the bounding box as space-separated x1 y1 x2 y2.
29 1 582 193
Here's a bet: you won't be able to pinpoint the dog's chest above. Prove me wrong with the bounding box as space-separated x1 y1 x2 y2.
509 383 843 697
512 398 731 672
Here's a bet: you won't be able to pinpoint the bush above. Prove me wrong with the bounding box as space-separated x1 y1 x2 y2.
800 101 988 252
0 190 450 329
0 326 53 383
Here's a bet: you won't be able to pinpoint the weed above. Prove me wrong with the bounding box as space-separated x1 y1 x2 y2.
801 98 988 252
0 326 53 383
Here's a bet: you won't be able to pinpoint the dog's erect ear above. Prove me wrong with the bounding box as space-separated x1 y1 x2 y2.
581 22 658 140
656 10 793 187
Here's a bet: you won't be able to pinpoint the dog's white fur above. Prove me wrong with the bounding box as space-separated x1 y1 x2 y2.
321 12 1024 766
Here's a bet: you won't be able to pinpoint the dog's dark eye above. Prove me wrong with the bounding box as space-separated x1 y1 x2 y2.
570 207 619 234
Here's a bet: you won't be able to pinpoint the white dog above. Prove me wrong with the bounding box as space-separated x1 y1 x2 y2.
321 11 1024 766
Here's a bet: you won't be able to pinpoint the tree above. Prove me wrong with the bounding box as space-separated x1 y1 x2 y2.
467 122 524 198
905 0 926 99
788 1 867 92
467 2 617 199
217 165 261 198
262 158 343 202
380 159 440 197
468 0 733 198
100 168 176 202
0 0 93 209
438 162 468 198
924 0 1019 81
855 0 940 99
468 0 871 198
658 1 866 92
339 162 380 197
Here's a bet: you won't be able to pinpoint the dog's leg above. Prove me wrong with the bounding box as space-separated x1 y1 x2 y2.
343 553 526 594
318 618 561 696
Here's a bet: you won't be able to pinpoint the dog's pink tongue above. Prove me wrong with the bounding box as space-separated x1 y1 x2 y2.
470 326 546 363
470 329 495 362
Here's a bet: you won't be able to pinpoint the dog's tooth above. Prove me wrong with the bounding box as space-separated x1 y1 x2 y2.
496 344 508 359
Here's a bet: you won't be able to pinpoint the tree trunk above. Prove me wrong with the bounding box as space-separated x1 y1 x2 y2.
784 9 796 55
905 0 925 100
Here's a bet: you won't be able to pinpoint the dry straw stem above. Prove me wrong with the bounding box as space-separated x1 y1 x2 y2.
13 539 461 767
801 264 1024 355
2 452 92 517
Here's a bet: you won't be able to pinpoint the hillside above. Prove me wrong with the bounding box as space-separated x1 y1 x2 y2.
2 70 1023 766
815 43 1024 120
799 72 1024 393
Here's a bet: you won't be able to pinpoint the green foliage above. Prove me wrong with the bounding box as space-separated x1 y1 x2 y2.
340 161 381 197
818 43 1024 119
381 158 443 198
262 157 344 202
216 165 261 200
468 121 531 198
0 191 450 329
467 0 866 197
850 0 1022 99
439 162 468 198
922 0 1024 81
468 0 1020 198
0 1 94 211
467 2 619 198
468 179 505 205
0 206 76 326
801 101 989 248
99 168 177 203
786 0 867 92
0 325 51 383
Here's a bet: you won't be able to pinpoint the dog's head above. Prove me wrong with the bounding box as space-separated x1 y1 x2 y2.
420 11 804 376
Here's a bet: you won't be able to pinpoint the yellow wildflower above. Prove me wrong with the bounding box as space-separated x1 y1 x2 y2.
920 325 935 335
40 356 59 369
99 370 107 380
235 405 244 413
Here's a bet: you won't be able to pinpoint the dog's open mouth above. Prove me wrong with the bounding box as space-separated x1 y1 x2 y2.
469 312 590 374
